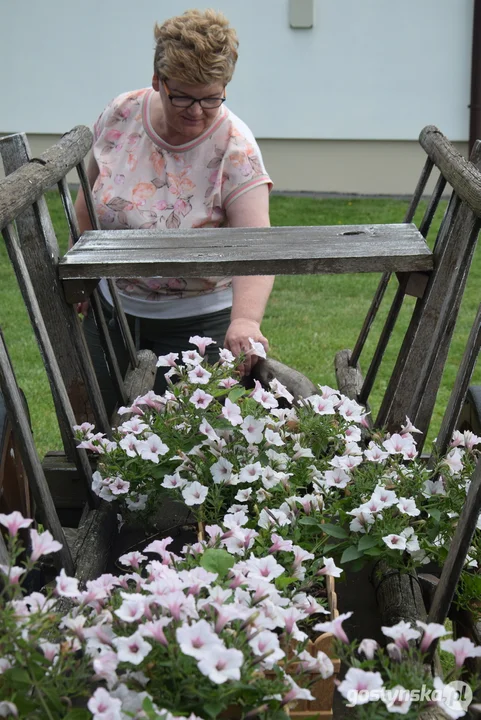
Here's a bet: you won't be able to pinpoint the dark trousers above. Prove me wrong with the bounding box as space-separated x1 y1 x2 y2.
82 300 231 418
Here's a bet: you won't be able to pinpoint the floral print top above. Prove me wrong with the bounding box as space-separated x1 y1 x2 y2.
91 88 272 317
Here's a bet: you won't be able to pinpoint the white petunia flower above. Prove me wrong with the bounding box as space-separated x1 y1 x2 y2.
182 482 208 506
113 632 152 665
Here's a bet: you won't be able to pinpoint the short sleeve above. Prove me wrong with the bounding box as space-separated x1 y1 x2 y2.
92 98 115 142
221 133 273 209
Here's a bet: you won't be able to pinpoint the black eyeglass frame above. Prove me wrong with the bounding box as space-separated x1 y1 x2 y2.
162 80 226 109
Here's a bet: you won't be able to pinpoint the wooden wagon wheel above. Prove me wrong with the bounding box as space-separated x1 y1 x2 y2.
0 390 32 518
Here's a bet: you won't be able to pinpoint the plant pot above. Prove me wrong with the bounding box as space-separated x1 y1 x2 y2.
112 500 197 571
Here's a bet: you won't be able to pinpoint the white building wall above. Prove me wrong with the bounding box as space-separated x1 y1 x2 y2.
0 0 473 140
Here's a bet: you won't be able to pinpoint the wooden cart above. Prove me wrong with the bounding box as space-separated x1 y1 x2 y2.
1 124 481 718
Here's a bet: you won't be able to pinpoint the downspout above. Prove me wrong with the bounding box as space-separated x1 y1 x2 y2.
469 0 481 153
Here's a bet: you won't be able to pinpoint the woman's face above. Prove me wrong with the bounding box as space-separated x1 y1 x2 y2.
152 75 226 141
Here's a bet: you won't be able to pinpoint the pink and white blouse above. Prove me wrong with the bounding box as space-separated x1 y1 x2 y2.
91 88 272 319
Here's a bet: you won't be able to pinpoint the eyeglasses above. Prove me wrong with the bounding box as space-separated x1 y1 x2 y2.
162 80 226 109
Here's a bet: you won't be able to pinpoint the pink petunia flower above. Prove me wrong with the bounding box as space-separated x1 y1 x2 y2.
30 529 62 562
189 335 216 356
314 611 353 643
0 511 33 536
88 687 122 719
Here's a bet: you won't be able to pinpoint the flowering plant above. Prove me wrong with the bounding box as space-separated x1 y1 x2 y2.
325 612 481 718
74 337 364 529
0 509 337 720
75 337 481 619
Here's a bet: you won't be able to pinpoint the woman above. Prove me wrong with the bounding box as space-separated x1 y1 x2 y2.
74 9 274 417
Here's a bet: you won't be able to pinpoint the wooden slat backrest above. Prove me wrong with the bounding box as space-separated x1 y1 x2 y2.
0 132 111 445
349 156 435 369
349 130 481 440
377 139 481 442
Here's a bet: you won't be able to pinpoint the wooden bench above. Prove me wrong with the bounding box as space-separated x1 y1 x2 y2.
58 223 433 288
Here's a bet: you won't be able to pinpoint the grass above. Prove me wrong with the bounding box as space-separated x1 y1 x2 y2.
1 192 481 457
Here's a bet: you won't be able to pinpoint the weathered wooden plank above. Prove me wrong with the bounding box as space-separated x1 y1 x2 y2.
71 502 117 585
427 456 481 628
0 133 111 440
1 223 98 507
63 223 431 252
0 126 92 230
0 329 74 573
419 125 481 218
58 224 433 284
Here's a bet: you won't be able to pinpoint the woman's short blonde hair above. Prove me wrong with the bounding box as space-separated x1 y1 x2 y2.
154 9 238 86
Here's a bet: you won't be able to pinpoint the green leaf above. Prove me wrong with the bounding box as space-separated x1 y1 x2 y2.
142 697 165 720
63 710 91 720
200 548 235 578
298 516 321 526
341 545 364 564
349 556 367 572
6 667 31 685
357 535 379 552
363 546 384 557
275 576 298 590
321 523 349 539
203 700 225 719
428 508 442 523
323 541 348 554
228 386 247 403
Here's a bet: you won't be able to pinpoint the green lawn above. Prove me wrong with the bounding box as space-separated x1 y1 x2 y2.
1 192 480 457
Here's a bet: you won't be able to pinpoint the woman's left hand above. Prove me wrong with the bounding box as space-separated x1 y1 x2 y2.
224 318 268 377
